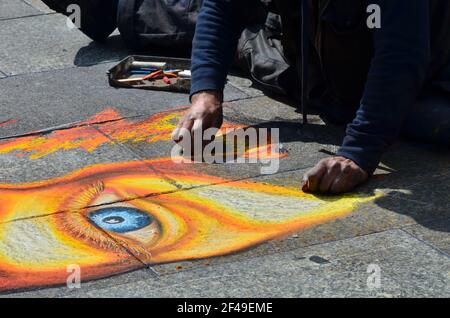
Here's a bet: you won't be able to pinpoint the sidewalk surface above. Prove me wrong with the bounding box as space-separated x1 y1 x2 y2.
0 1 449 298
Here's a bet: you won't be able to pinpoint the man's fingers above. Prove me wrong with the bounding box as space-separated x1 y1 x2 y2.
181 117 195 132
318 164 341 193
302 162 327 192
330 168 367 194
302 157 369 194
330 175 350 194
172 118 195 142
352 168 368 185
172 112 190 141
171 127 182 142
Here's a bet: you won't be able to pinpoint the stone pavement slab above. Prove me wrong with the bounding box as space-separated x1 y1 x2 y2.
97 98 338 189
393 173 450 209
0 64 247 139
0 63 183 138
226 97 450 179
6 229 448 297
378 141 450 177
224 96 301 123
291 229 450 297
0 13 128 76
22 0 54 13
36 229 448 298
149 166 448 275
334 231 450 297
403 217 450 256
1 268 155 298
0 0 43 20
227 75 265 98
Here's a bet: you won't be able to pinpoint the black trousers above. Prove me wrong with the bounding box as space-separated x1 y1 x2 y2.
41 0 119 42
402 85 450 146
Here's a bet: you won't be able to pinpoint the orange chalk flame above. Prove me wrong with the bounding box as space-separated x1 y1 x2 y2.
0 107 281 160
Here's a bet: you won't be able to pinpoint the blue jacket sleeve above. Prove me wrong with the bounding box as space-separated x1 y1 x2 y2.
337 0 431 174
190 0 258 98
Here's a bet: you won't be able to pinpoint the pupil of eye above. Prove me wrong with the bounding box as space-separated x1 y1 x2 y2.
102 216 125 224
88 207 154 233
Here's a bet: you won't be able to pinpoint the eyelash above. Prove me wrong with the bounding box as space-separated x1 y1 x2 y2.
59 212 125 253
56 182 125 253
56 182 154 258
63 181 105 212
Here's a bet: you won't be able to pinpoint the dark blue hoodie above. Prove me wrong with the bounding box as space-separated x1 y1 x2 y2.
190 0 450 174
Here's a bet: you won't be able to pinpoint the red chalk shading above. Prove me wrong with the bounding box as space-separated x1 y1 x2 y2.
0 119 17 128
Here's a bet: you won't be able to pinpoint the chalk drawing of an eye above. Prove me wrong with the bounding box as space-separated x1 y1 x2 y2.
88 207 154 233
0 158 379 292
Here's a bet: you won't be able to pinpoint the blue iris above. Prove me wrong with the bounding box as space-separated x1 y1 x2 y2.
88 207 153 233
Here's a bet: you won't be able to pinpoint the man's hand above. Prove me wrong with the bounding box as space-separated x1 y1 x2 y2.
301 157 369 194
172 91 223 144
